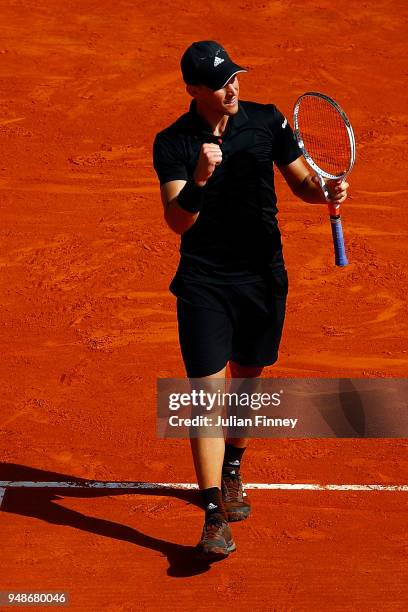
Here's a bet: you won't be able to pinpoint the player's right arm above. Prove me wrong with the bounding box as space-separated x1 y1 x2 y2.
158 143 222 235
160 179 196 235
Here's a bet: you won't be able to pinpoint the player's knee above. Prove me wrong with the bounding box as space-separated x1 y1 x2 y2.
229 362 264 378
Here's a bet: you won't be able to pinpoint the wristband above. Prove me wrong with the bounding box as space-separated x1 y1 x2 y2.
177 179 206 213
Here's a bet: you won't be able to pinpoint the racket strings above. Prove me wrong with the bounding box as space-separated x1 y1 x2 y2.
297 97 351 176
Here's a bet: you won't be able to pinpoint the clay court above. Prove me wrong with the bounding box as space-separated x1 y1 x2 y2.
1 0 407 610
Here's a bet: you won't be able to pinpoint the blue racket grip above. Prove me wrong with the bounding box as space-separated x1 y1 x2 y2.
330 214 348 266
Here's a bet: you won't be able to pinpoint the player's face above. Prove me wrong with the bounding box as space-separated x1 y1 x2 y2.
194 75 240 116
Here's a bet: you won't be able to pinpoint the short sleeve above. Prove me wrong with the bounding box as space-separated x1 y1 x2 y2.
269 106 302 167
153 132 188 186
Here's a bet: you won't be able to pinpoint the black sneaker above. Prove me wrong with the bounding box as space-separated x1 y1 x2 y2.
222 471 251 522
195 513 236 561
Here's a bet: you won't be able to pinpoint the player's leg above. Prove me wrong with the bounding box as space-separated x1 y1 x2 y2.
190 365 227 491
226 361 264 449
221 362 264 521
222 271 288 521
189 365 237 560
176 298 231 493
176 293 235 559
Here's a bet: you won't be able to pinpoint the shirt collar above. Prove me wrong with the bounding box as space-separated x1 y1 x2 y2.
188 99 248 140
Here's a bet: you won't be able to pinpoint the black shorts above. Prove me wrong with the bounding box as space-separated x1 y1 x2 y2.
171 270 288 378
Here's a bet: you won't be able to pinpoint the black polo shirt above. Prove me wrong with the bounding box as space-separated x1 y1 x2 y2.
153 99 301 284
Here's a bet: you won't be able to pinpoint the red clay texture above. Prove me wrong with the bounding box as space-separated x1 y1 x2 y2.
0 1 407 610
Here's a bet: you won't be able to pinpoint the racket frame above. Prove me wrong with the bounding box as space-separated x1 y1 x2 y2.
293 91 356 184
292 91 356 267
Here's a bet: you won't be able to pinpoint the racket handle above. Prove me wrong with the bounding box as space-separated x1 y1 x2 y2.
316 175 349 267
330 212 349 266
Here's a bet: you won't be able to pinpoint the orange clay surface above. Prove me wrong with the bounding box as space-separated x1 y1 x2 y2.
1 1 408 610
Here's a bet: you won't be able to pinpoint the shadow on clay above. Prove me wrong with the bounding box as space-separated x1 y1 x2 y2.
0 462 218 578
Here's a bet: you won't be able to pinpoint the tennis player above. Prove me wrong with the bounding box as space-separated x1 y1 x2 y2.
153 40 348 561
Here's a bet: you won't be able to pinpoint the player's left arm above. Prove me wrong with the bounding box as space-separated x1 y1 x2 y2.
278 158 349 204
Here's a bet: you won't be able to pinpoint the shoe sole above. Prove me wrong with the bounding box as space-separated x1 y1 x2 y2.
227 512 251 523
226 508 251 522
195 540 236 561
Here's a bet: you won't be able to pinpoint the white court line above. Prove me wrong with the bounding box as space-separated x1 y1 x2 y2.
0 480 407 499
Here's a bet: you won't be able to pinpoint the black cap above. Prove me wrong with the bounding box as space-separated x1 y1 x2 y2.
181 40 248 90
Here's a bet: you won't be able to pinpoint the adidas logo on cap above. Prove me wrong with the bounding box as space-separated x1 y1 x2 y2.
214 56 225 67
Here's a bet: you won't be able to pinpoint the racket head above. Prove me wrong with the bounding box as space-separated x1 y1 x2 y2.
293 92 356 180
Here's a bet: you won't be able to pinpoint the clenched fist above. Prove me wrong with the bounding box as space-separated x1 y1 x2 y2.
194 143 222 187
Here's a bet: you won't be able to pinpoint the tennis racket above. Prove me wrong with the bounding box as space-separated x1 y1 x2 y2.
293 92 356 267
